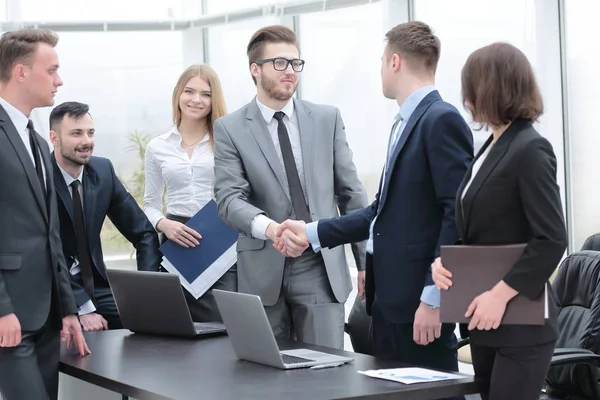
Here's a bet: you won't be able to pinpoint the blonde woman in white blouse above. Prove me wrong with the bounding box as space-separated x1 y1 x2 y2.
143 64 235 322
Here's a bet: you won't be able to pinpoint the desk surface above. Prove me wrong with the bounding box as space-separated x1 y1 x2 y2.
60 330 484 400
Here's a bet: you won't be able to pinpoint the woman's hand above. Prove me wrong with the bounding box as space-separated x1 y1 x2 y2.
465 281 517 331
157 219 202 248
432 257 453 290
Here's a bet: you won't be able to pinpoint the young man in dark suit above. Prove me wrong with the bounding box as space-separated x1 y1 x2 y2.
276 21 473 389
0 29 89 400
49 101 161 331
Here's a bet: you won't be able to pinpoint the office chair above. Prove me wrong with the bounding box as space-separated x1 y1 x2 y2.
580 233 600 251
344 294 373 355
543 250 600 399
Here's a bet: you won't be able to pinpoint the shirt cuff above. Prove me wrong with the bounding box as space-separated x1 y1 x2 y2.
420 285 440 308
78 300 96 316
144 208 165 231
251 214 275 240
305 221 322 253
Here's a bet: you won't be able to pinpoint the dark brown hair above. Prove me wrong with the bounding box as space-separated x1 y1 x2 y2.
385 21 440 73
461 42 543 127
247 25 299 84
0 28 59 83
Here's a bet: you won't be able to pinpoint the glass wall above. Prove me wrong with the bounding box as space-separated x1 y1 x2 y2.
205 0 276 14
29 31 184 258
414 0 566 219
299 2 399 200
19 0 186 21
564 0 600 250
4 0 599 257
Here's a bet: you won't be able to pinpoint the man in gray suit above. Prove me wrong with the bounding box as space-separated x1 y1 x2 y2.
0 29 90 400
213 25 367 349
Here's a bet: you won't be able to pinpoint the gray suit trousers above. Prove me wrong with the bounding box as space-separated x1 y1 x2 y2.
264 250 344 349
0 318 60 400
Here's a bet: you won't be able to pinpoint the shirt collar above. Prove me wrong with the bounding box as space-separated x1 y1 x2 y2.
398 85 436 122
256 97 295 124
164 125 210 144
0 96 29 134
57 162 85 188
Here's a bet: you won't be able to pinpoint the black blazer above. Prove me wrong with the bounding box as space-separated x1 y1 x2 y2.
456 118 567 347
0 105 77 331
52 154 161 308
316 91 473 322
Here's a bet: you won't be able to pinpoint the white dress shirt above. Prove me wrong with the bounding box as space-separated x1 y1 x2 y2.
143 126 215 229
461 140 495 200
250 97 307 240
0 96 47 186
56 164 96 315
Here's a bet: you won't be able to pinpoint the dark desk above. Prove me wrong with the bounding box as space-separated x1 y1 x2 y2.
60 330 484 400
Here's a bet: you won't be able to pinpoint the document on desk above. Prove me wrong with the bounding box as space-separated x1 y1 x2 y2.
440 244 548 325
358 368 465 385
159 200 238 299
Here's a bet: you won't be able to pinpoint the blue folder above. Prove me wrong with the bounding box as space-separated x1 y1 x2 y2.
159 200 238 283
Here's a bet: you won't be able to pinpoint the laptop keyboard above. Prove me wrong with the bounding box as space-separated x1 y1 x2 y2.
194 322 224 332
281 353 314 364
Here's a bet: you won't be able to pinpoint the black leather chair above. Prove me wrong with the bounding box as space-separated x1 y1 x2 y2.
543 250 600 399
344 294 373 355
581 233 600 251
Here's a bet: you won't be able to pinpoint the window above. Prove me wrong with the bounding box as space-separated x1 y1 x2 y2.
563 0 600 249
299 3 398 200
31 31 184 260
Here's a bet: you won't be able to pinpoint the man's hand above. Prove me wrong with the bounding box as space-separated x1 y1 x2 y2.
272 220 309 257
413 302 441 345
157 218 202 248
79 313 108 332
0 313 21 348
432 257 453 290
62 315 91 356
357 270 366 299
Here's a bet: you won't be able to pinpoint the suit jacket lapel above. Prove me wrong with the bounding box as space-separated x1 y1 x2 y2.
455 165 472 241
379 91 440 210
51 154 74 223
294 99 314 196
461 119 531 236
246 99 290 198
0 107 48 222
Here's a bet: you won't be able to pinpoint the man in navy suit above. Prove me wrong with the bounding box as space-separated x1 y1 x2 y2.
49 101 161 331
275 22 473 378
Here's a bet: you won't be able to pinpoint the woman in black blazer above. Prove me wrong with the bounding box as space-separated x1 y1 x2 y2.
432 43 568 399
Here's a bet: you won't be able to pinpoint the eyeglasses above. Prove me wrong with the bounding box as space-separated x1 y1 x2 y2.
255 57 305 72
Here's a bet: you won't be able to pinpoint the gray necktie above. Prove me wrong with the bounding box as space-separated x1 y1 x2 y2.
273 111 311 223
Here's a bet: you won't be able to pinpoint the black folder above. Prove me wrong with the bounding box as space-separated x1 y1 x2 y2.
439 244 547 325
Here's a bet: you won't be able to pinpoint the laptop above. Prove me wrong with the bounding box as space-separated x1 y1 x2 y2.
213 289 353 369
106 269 226 338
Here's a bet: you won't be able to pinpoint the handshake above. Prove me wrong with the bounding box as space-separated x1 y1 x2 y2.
268 219 311 258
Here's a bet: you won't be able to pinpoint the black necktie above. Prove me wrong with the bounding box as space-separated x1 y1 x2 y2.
273 111 311 223
27 120 46 198
71 180 95 299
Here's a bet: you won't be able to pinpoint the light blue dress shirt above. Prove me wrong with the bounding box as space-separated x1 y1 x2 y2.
306 85 440 307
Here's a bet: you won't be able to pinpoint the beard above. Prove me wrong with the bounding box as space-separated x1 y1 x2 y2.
260 75 298 101
62 145 93 166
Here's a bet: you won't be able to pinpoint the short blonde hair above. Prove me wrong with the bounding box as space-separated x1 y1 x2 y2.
171 64 227 143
